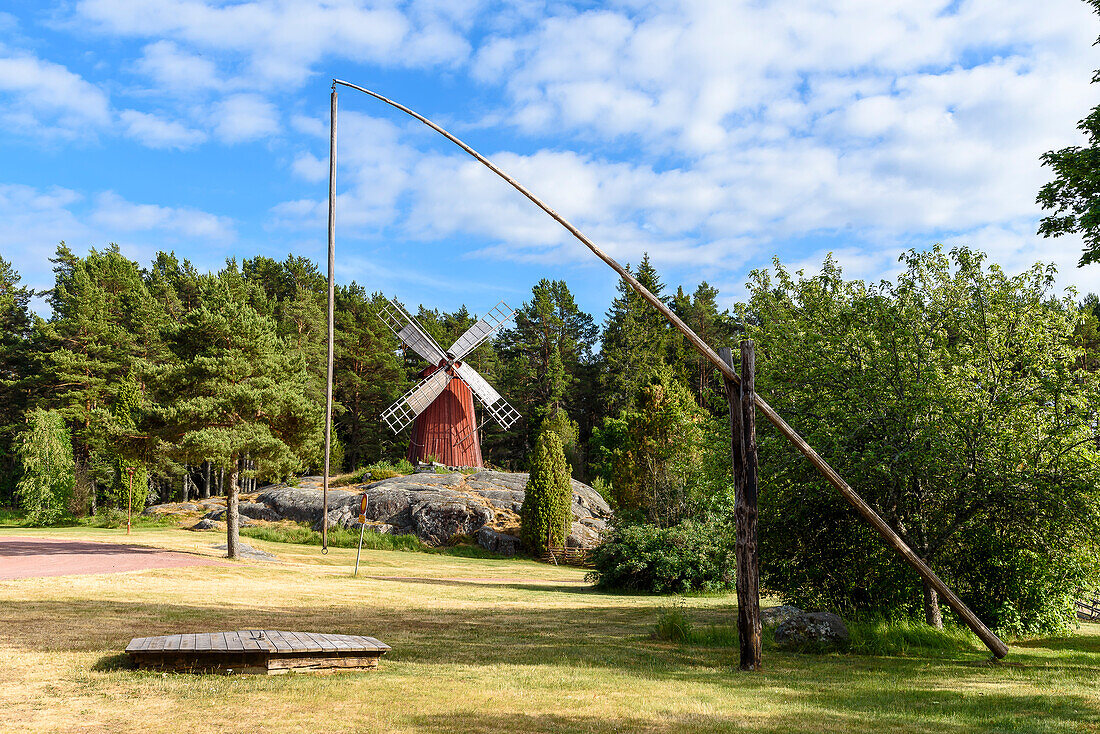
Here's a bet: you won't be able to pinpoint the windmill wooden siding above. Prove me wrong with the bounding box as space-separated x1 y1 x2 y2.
407 362 483 467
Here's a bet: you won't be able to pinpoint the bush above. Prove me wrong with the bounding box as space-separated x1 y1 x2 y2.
587 519 735 594
520 428 572 553
653 603 693 642
15 409 74 526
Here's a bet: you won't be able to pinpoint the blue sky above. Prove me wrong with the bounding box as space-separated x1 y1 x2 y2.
2 0 1099 321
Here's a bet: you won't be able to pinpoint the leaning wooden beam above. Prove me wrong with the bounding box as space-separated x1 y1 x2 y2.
332 79 1010 659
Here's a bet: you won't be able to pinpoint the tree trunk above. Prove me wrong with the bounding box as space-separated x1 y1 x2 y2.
226 463 240 560
923 581 943 629
218 468 224 496
201 461 211 499
182 469 190 502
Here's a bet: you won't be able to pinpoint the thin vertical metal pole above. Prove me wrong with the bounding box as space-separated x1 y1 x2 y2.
322 86 337 554
353 522 365 576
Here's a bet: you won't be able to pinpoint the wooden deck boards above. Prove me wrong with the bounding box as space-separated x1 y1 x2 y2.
126 631 390 674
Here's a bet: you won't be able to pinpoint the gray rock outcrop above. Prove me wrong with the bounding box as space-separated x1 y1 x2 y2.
761 605 802 628
255 471 611 555
774 612 850 651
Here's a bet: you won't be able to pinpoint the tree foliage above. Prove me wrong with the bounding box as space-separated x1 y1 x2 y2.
16 409 74 525
1037 0 1100 265
743 248 1100 633
591 367 713 527
0 256 33 502
520 428 572 553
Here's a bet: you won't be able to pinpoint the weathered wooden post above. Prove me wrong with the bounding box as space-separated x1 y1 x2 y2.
721 344 762 671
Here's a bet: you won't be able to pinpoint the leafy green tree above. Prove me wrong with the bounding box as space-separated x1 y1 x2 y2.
590 367 712 527
0 256 34 503
520 428 572 553
16 409 74 525
600 254 671 415
150 276 321 558
743 248 1100 633
103 367 150 511
1037 0 1100 265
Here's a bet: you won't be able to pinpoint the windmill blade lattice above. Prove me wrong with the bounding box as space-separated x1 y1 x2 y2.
381 368 452 434
454 362 521 429
379 298 446 365
449 302 514 361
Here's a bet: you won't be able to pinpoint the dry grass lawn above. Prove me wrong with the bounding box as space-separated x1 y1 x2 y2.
1 525 1098 733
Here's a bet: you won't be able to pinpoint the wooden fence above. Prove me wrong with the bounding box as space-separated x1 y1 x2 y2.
541 546 592 568
1077 588 1100 622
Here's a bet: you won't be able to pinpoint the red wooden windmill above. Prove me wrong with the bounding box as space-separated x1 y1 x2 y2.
379 298 521 467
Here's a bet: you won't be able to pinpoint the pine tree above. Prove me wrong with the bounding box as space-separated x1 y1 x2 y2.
150 276 321 559
600 254 671 415
669 281 738 412
0 256 33 503
496 279 597 468
520 428 572 553
38 244 166 507
16 409 75 526
333 287 406 469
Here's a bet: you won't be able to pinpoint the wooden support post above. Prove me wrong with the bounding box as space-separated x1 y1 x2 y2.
721 344 762 671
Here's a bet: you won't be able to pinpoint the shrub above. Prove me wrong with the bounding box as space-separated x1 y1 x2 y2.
587 520 735 594
105 462 149 513
653 603 693 642
15 409 74 526
520 428 572 553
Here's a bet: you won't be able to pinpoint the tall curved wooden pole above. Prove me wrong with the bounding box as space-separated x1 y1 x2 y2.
330 78 1009 658
322 86 337 554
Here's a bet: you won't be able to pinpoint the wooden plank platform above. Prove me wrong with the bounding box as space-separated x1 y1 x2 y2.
126 631 390 674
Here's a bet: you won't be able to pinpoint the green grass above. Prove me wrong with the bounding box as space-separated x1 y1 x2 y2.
330 459 418 487
654 607 979 656
240 522 503 558
0 507 176 530
3 525 1099 733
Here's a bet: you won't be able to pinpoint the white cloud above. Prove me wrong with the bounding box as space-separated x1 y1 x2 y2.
120 109 206 149
0 53 111 136
0 184 90 293
291 152 328 183
76 0 471 90
210 93 279 143
90 191 235 240
134 40 222 92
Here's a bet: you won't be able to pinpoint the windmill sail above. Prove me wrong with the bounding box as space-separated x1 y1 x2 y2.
381 368 452 434
379 298 446 364
449 302 514 360
454 362 521 429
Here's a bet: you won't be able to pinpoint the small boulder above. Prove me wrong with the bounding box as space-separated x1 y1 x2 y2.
774 612 850 652
238 502 279 521
477 527 520 556
411 497 493 545
190 518 217 531
761 605 802 628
